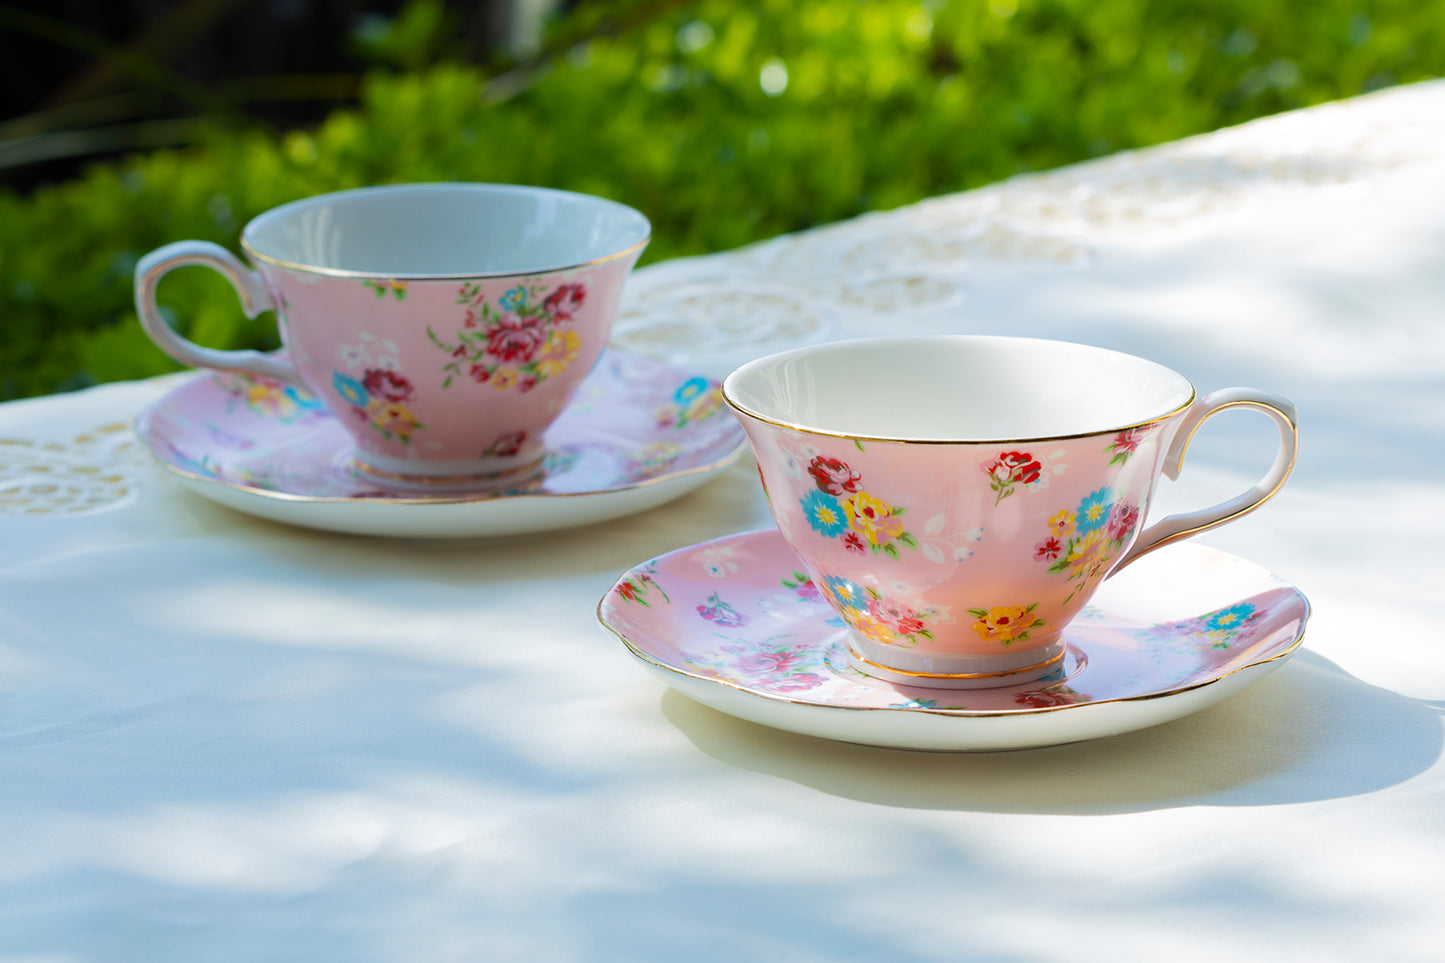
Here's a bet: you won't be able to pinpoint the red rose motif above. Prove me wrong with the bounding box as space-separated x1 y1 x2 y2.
485 430 527 458
518 374 539 394
1111 429 1142 454
469 364 491 383
1106 502 1141 542
808 455 862 495
842 532 867 554
485 314 547 363
543 283 586 322
362 368 414 402
1016 690 1074 708
617 581 638 601
985 451 1042 486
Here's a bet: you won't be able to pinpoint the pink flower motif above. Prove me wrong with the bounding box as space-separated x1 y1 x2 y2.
808 455 862 496
1105 502 1141 542
868 596 926 637
543 283 586 321
842 532 867 554
485 314 547 363
739 651 799 674
1035 536 1062 561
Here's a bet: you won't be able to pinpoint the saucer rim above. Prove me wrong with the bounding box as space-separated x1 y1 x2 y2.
597 528 1311 720
133 353 749 508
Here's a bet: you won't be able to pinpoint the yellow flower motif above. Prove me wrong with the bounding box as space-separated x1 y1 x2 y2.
848 613 893 643
684 387 723 422
491 367 520 390
1064 529 1110 581
1048 510 1074 536
245 380 294 417
970 605 1041 643
842 490 904 545
366 399 420 438
535 330 582 378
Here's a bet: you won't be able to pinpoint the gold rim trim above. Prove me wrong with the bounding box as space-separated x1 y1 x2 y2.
844 644 1065 681
721 380 1196 447
595 530 1312 720
239 234 651 281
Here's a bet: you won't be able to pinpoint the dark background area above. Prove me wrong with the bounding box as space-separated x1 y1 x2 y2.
0 0 537 191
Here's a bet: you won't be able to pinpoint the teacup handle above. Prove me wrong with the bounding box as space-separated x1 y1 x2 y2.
1113 387 1298 572
134 240 303 387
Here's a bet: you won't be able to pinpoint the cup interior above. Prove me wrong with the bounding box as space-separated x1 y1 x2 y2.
724 336 1195 441
242 183 650 277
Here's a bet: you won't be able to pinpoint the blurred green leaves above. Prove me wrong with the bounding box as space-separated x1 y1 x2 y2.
2 0 1442 399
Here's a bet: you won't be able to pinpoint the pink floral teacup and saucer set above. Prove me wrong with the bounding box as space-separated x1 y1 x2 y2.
132 184 746 537
600 336 1312 750
132 186 1311 750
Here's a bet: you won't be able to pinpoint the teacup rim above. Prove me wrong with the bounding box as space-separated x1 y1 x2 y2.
238 182 652 280
722 335 1198 445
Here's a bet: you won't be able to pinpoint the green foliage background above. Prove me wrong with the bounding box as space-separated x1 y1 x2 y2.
2 0 1442 399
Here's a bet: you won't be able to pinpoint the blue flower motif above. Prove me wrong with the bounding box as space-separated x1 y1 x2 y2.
800 489 847 537
1075 487 1114 533
822 575 866 611
284 386 325 411
332 371 368 407
500 286 527 311
674 376 709 405
1206 602 1256 633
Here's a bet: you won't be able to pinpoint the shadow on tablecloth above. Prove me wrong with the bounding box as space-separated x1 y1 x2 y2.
660 650 1442 813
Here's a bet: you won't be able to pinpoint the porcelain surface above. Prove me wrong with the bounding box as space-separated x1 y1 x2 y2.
136 184 650 478
135 350 746 537
598 528 1310 751
722 335 1297 683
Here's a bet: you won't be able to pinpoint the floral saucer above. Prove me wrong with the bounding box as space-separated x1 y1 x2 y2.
135 350 746 537
598 529 1310 751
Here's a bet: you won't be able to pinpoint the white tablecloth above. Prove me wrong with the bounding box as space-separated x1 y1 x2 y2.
3 81 1443 961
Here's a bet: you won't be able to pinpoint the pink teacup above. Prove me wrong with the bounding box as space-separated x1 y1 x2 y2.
722 335 1298 688
135 183 649 486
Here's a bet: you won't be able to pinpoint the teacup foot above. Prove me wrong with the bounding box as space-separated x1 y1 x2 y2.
351 452 546 494
845 631 1066 690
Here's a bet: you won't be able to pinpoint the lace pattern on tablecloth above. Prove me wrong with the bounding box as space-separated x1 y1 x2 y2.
611 79 1445 357
0 423 147 515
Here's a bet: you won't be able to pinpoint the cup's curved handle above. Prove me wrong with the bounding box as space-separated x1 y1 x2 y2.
134 240 303 386
1112 387 1298 573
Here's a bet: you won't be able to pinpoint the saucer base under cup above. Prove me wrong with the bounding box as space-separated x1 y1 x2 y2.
350 452 547 494
845 631 1067 689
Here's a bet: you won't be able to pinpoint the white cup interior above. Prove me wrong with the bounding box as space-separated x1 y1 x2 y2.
242 183 650 277
724 336 1196 441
